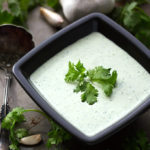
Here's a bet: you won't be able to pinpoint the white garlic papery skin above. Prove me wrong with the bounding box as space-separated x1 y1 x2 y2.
60 0 115 22
40 7 64 27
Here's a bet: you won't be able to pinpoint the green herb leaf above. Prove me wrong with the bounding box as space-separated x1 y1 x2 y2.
9 144 19 150
74 81 88 93
0 11 14 24
65 61 86 83
88 66 117 96
46 0 60 10
8 0 21 16
111 1 150 48
2 107 25 130
65 61 80 82
15 128 28 139
122 130 150 150
47 121 71 148
76 60 86 73
81 83 98 105
88 66 112 81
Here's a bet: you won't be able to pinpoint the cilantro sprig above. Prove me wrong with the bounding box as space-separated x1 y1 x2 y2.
65 61 118 105
111 0 150 49
2 107 71 150
1 107 27 150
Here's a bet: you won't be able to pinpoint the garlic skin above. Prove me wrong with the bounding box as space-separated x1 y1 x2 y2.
19 134 42 146
40 7 64 27
60 0 115 22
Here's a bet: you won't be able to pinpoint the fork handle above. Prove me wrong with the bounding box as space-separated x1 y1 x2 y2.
3 72 11 117
0 129 9 150
0 72 11 150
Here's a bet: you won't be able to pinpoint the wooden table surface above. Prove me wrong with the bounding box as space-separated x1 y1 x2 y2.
0 4 150 150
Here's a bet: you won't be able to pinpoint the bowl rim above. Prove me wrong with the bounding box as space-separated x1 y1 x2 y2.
13 13 150 144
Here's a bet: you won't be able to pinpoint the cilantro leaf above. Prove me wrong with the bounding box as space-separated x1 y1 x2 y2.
88 66 117 96
65 61 80 82
81 83 98 105
108 70 118 86
2 107 25 130
123 10 141 31
0 11 14 24
100 82 114 96
74 81 88 93
8 0 21 16
46 0 60 10
75 60 86 73
65 60 86 83
135 25 150 48
9 144 19 150
15 128 28 139
88 66 112 81
47 121 71 148
74 81 99 105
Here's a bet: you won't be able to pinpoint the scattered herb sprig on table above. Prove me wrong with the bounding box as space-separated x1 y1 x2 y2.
122 130 150 150
65 61 117 105
0 0 60 26
3 107 150 150
2 107 71 150
105 130 150 150
111 0 150 49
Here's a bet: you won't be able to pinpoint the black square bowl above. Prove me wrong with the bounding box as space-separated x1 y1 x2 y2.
13 13 150 144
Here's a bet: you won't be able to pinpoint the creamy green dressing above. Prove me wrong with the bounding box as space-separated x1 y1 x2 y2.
30 32 150 137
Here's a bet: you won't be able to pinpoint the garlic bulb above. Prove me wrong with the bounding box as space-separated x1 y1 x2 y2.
40 7 64 27
60 0 115 22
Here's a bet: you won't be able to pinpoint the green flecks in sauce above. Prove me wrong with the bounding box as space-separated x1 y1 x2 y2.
30 32 150 136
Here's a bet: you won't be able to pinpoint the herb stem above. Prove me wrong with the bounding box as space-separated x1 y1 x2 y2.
24 109 52 124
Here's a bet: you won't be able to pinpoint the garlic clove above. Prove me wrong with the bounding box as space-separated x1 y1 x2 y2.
19 134 42 146
40 7 64 27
